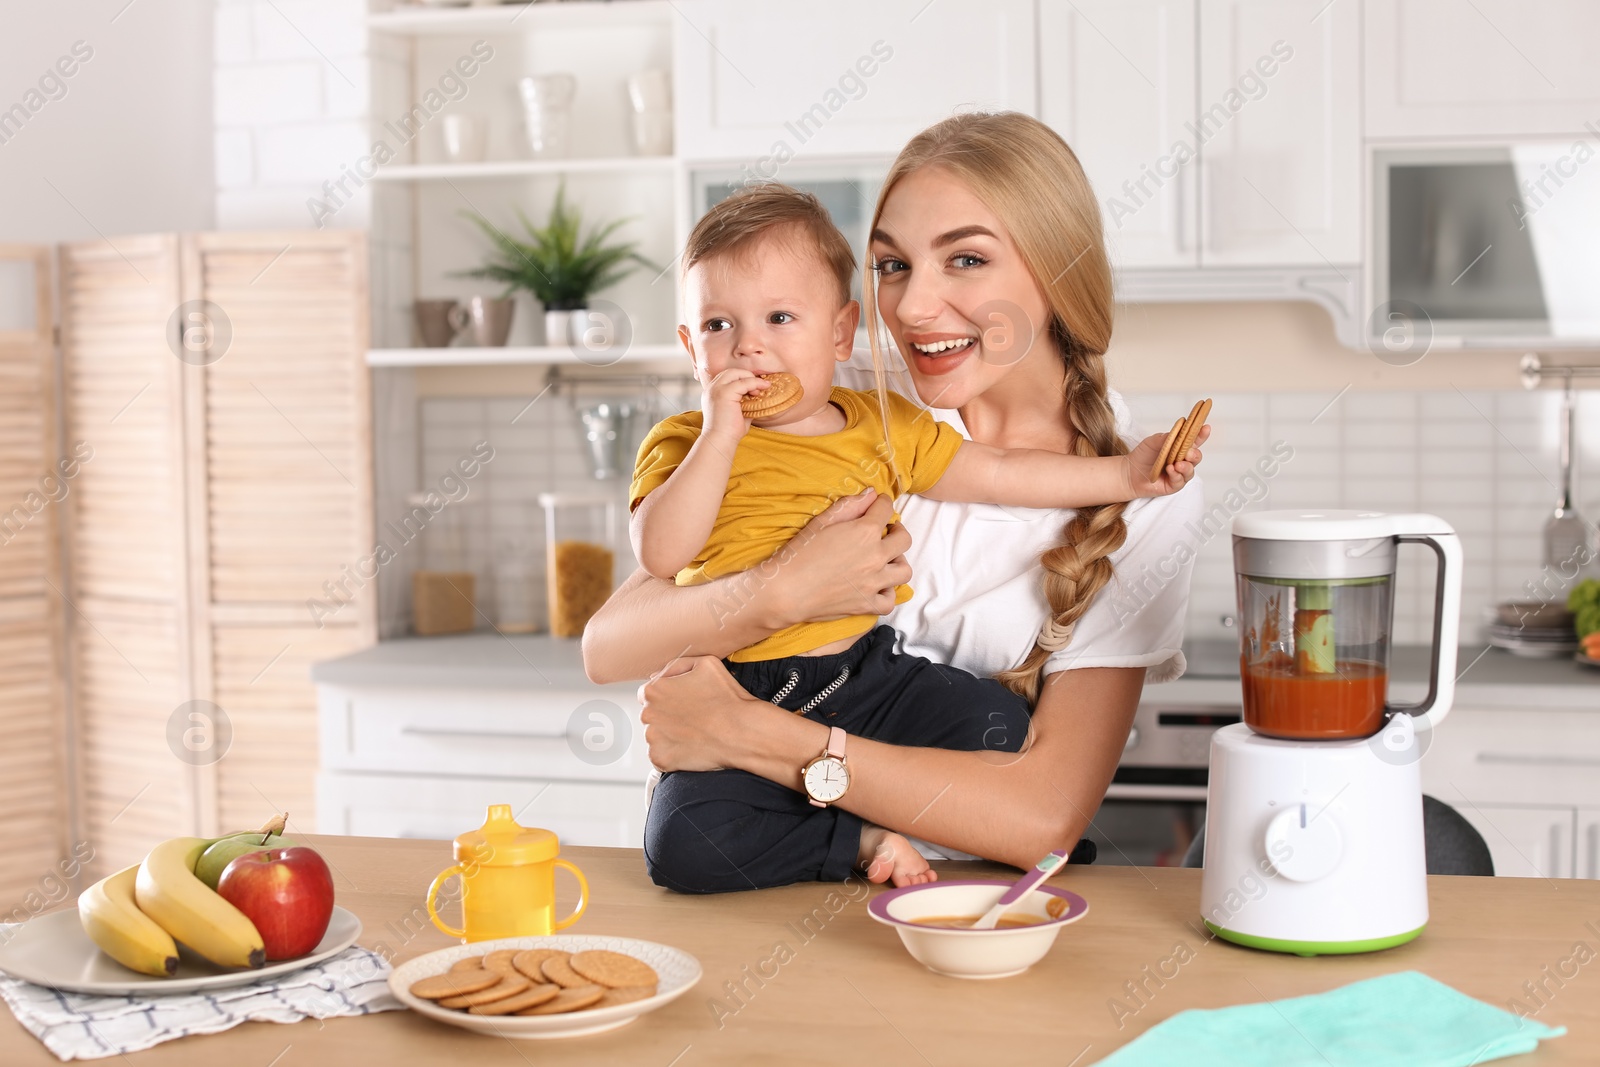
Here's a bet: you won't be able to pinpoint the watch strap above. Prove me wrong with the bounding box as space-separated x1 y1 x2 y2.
826 726 846 761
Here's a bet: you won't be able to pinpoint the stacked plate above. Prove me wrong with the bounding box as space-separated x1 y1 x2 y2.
1487 621 1580 658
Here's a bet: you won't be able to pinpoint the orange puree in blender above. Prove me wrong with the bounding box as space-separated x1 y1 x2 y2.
1241 654 1388 740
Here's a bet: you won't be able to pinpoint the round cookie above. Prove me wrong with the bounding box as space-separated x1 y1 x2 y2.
569 950 659 989
596 984 658 1008
1171 397 1211 468
482 949 520 974
437 974 531 1009
467 983 562 1016
409 969 501 1000
511 948 566 983
516 984 605 1015
449 956 486 973
740 372 803 419
1147 417 1186 483
539 953 587 988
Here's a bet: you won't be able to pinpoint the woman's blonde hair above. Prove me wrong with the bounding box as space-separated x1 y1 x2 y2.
864 111 1128 705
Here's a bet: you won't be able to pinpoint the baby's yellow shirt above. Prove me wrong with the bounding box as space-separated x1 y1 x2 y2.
629 387 964 662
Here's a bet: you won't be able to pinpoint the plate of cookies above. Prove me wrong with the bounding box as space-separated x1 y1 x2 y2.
389 935 701 1039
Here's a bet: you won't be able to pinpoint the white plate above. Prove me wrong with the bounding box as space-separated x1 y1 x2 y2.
388 935 701 1040
0 906 362 995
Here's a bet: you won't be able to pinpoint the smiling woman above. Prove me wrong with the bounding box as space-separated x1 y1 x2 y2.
584 111 1206 879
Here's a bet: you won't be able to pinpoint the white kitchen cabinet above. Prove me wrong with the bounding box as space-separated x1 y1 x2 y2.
672 0 1036 161
317 772 646 850
1198 0 1362 265
1039 0 1199 268
1452 803 1574 880
314 636 650 849
1365 0 1600 139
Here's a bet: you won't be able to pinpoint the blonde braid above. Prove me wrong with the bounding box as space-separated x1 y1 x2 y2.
994 331 1129 704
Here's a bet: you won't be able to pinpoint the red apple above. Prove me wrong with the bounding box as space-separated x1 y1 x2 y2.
216 846 335 960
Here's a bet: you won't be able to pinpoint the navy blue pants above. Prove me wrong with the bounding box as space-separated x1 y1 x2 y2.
644 626 1032 894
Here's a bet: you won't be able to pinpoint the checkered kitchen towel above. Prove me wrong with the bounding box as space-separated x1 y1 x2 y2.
0 936 403 1061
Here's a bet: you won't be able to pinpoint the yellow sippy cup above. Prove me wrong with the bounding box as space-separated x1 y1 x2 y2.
426 804 589 942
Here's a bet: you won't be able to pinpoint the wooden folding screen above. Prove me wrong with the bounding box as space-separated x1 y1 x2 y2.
59 231 374 878
0 246 71 905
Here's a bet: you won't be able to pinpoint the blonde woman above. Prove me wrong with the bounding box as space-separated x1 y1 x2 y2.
584 112 1206 875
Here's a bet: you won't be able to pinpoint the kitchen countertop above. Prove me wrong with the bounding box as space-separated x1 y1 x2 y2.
5 837 1592 1065
311 632 1596 708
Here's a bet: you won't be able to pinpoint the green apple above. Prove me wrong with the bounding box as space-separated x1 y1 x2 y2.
194 833 298 890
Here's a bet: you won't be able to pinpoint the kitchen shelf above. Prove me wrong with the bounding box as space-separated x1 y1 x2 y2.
369 156 676 182
368 0 672 36
366 343 682 367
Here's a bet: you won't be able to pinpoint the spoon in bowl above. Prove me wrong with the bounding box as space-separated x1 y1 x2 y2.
972 849 1071 930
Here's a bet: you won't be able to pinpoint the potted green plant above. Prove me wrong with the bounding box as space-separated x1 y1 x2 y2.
458 183 655 347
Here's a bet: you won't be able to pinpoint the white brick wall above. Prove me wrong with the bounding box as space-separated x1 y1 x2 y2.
212 0 371 231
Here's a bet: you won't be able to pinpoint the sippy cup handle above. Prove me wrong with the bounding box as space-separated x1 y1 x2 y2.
426 864 468 939
552 858 589 931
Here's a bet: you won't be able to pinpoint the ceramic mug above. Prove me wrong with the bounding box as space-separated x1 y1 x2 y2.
414 299 464 348
460 295 515 347
441 114 488 163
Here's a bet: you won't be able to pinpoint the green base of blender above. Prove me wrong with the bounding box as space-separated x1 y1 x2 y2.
1203 919 1425 957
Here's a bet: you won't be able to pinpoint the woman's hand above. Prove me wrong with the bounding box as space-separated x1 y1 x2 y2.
761 488 913 624
638 656 774 772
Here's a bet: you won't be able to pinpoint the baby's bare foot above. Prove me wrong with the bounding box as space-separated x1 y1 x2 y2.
859 825 938 887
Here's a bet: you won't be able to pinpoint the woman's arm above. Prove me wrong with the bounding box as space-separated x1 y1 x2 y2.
583 489 913 683
637 658 1144 869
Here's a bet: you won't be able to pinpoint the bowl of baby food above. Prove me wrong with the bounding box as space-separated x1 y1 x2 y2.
867 880 1088 979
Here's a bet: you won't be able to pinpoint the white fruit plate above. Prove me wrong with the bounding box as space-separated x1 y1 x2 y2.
388 934 701 1040
0 905 362 995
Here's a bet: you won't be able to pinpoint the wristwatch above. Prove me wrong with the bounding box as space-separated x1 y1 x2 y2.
801 726 850 808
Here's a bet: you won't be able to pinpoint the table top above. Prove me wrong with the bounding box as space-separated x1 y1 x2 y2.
5 837 1596 1065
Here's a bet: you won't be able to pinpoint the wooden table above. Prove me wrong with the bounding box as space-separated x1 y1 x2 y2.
4 836 1596 1064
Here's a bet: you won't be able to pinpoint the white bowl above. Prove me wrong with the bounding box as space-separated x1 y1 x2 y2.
867 880 1088 979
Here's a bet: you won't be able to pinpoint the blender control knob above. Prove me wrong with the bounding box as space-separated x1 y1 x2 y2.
1264 803 1343 882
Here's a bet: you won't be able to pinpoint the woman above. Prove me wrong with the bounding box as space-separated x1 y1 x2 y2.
583 111 1205 873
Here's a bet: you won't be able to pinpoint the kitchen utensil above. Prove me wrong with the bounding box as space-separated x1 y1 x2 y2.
1233 511 1463 740
388 934 701 1039
1487 622 1579 657
867 881 1088 979
573 399 645 480
459 295 515 347
1201 510 1463 957
1544 382 1599 582
441 114 488 163
538 492 616 637
414 299 466 348
517 74 577 159
426 805 589 943
971 849 1069 930
0 906 361 995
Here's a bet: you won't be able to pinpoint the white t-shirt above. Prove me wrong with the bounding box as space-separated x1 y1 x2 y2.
836 360 1201 685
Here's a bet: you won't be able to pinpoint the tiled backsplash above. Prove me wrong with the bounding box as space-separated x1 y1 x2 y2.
415 382 697 633
1121 388 1600 646
414 385 1599 649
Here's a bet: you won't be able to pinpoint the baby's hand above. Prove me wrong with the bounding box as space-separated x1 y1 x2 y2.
701 368 768 443
1128 423 1209 498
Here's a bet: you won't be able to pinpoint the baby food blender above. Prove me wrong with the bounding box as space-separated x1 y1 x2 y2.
1200 510 1462 955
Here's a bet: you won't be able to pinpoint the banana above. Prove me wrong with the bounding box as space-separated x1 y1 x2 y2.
78 864 180 978
135 837 265 969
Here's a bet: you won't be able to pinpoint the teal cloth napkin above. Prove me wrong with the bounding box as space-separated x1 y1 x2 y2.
1095 971 1564 1067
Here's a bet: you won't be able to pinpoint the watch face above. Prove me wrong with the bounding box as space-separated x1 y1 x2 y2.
804 757 849 803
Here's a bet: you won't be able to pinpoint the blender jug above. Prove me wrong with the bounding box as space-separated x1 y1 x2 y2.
1233 511 1464 740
